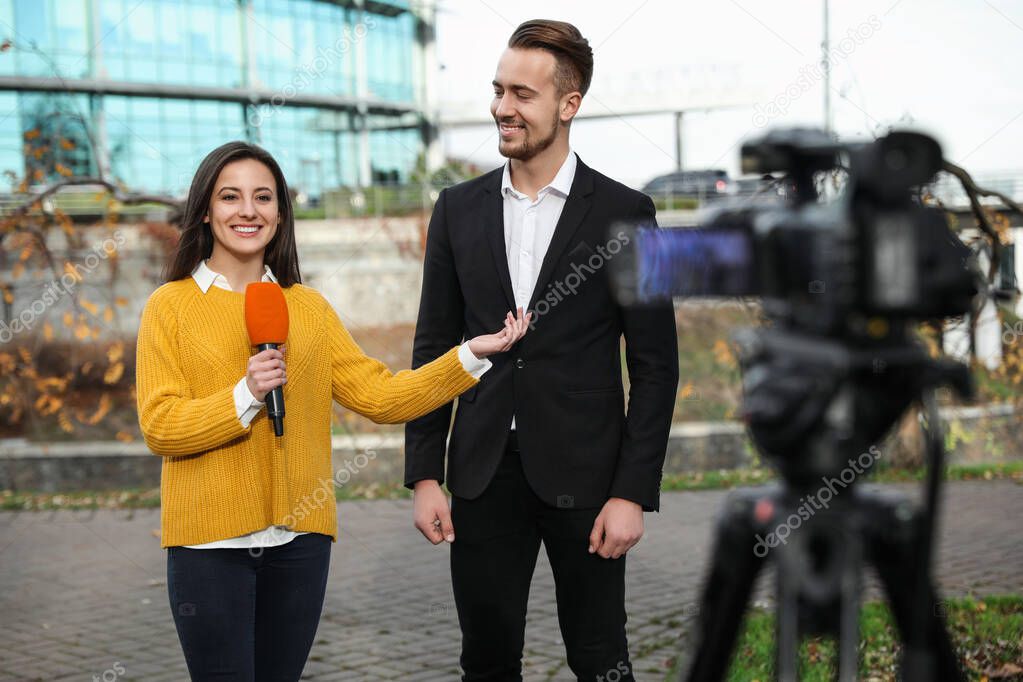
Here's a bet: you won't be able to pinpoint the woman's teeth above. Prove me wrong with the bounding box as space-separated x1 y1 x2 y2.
232 225 260 235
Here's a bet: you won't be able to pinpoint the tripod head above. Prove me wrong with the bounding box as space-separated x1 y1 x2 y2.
734 326 974 489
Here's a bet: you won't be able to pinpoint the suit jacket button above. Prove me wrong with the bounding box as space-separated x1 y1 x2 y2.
515 358 525 369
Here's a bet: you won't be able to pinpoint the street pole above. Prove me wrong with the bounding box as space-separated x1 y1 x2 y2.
674 110 685 172
822 0 832 137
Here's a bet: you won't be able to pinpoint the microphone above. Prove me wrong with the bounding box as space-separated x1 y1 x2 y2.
244 282 289 436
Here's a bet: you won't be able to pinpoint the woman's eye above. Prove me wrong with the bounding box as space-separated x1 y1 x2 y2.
258 195 272 201
221 193 236 200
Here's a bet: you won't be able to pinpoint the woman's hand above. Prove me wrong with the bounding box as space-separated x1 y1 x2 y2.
467 308 531 359
246 344 287 401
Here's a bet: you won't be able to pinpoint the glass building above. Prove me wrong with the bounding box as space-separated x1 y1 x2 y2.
0 0 438 199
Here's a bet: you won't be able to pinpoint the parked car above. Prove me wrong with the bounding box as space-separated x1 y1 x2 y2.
641 169 735 201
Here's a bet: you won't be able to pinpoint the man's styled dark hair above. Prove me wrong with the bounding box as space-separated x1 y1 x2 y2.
508 19 593 97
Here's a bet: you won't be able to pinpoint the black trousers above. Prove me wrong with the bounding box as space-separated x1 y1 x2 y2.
166 532 331 681
450 432 635 682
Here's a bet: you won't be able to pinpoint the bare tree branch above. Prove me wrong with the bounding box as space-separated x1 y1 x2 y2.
943 160 1023 218
0 177 182 227
940 159 1021 281
940 160 1022 351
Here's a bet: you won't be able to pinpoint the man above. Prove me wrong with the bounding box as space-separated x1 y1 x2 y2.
405 19 679 681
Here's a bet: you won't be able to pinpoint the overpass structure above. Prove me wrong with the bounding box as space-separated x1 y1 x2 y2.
438 64 762 173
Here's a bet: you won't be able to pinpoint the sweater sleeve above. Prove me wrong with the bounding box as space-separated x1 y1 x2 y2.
136 289 250 457
325 301 479 425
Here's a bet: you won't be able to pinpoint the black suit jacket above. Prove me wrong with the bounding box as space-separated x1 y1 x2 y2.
404 156 679 511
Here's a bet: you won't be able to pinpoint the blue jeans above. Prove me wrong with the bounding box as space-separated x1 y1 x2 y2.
167 532 331 680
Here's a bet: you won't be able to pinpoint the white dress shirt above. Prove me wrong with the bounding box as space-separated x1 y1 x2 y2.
502 149 577 430
184 260 491 549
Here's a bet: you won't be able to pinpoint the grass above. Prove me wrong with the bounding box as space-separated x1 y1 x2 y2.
667 595 1023 681
660 460 1023 492
294 206 327 220
0 480 411 511
652 196 700 211
3 462 1019 512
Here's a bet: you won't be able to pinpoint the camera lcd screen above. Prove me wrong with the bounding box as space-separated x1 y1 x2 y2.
634 226 759 300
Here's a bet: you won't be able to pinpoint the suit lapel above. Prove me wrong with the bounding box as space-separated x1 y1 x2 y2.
482 172 516 311
527 158 594 312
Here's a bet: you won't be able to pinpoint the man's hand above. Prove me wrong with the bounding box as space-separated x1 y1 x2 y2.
413 479 455 544
588 497 644 559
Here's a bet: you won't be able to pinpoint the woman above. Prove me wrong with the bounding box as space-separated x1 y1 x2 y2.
135 141 528 680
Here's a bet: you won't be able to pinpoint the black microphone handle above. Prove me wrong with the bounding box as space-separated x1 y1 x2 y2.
257 342 285 436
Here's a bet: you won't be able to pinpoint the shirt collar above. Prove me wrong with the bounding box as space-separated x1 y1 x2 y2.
501 149 577 200
191 259 278 294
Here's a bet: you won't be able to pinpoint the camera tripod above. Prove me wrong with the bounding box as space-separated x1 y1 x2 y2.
682 329 969 682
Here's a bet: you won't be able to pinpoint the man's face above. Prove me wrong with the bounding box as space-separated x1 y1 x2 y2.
491 48 564 161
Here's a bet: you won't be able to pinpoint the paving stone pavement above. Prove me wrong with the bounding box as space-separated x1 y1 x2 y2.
0 480 1020 681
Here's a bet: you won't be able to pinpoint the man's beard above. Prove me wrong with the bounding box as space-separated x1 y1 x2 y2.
497 112 560 161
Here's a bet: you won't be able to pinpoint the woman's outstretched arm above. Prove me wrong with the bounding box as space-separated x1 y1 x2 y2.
328 302 528 424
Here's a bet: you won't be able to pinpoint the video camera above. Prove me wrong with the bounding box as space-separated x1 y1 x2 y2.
614 128 982 681
613 127 979 338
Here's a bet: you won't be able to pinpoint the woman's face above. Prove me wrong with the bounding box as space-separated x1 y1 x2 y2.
205 158 280 260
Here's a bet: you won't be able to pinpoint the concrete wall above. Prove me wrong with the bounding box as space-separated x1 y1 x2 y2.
1 405 1017 493
0 217 429 347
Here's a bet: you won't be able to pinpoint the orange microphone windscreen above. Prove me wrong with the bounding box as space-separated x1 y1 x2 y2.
245 282 289 346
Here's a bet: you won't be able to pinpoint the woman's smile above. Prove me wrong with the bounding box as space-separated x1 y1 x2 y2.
230 223 265 237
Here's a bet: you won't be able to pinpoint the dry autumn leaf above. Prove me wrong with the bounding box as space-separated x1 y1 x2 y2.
107 342 124 364
104 362 124 385
62 261 83 283
83 394 111 425
679 381 695 399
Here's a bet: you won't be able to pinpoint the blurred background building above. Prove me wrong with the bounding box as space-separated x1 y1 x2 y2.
0 0 439 202
0 0 1019 446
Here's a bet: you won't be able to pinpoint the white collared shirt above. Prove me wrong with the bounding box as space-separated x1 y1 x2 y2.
184 260 490 549
502 149 577 311
501 150 577 430
186 260 300 549
192 259 282 430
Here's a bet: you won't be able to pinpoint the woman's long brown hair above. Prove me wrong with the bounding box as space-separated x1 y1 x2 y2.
163 141 302 287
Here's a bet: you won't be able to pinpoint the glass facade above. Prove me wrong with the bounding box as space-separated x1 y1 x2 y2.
0 0 427 198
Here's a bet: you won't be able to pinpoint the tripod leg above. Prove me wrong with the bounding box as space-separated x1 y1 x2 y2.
869 514 965 682
685 490 769 682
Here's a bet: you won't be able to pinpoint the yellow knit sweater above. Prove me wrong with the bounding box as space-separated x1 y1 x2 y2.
136 278 477 548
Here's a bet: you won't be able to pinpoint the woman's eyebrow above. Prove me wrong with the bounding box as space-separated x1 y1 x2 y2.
216 186 274 194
